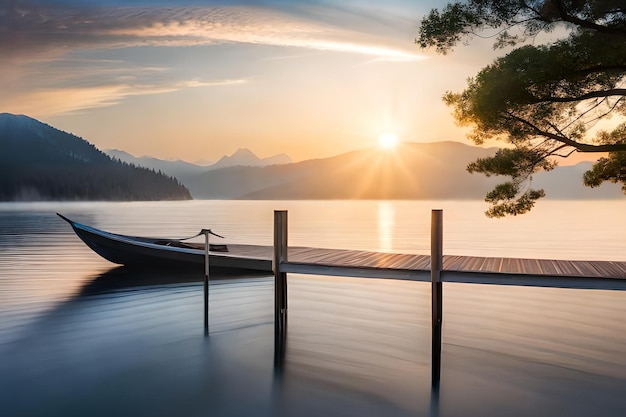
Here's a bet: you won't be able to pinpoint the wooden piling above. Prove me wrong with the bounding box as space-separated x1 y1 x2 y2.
431 209 443 387
273 211 288 353
203 230 210 335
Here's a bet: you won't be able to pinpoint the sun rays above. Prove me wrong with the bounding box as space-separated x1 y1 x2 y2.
378 132 398 150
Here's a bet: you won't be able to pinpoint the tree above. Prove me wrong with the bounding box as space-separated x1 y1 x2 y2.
416 0 626 217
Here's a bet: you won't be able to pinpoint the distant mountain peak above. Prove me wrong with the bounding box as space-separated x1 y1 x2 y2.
210 148 265 170
205 148 292 170
262 153 292 166
105 148 135 159
229 148 258 159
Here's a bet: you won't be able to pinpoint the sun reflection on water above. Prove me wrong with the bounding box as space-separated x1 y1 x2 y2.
377 201 395 252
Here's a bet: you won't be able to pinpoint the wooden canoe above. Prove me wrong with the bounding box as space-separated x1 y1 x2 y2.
57 213 271 272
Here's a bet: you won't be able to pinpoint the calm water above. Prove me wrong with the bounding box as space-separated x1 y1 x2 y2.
1 200 626 417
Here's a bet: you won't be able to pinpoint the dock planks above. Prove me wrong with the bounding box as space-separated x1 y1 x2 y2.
223 243 626 288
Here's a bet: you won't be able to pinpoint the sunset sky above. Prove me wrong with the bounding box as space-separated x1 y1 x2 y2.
1 0 504 163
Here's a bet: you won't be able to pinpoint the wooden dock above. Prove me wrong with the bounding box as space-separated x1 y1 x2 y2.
222 243 626 288
204 210 626 388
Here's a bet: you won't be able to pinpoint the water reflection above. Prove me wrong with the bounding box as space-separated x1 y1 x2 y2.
430 384 440 417
377 201 395 252
77 266 267 297
2 269 430 417
3 266 626 416
274 311 287 372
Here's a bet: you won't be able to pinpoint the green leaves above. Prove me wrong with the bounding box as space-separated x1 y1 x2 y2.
584 150 626 194
416 3 485 54
467 147 552 217
467 147 555 177
484 186 546 218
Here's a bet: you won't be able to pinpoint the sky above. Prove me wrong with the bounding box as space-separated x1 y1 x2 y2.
1 0 505 163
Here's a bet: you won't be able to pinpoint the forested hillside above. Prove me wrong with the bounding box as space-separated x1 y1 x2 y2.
0 113 191 201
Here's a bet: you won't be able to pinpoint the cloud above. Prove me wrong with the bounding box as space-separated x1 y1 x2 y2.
0 1 425 116
1 76 249 117
1 2 424 61
181 79 248 88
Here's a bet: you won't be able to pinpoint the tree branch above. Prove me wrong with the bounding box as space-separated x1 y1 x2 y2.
551 148 578 158
505 112 626 152
581 97 625 130
551 0 626 36
531 88 626 104
573 65 626 77
563 97 608 131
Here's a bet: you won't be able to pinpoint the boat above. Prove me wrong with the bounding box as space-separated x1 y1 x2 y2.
58 213 271 272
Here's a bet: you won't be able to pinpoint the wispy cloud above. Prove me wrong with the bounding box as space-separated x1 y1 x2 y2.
2 4 424 60
0 2 424 116
2 77 250 116
180 79 248 88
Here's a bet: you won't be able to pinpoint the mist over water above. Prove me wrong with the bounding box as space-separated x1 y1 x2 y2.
1 200 625 416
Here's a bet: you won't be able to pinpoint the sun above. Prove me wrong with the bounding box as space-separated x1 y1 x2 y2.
378 132 398 150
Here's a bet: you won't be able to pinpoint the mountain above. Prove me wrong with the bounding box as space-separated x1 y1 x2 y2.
0 113 191 201
184 141 623 200
185 141 499 199
105 149 210 179
104 148 292 181
4 112 618 202
209 148 292 170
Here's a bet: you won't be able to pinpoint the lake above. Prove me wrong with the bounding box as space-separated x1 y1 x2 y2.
1 200 626 417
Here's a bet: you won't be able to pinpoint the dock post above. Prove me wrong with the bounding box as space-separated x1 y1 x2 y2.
431 209 443 388
273 210 288 368
203 230 210 336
